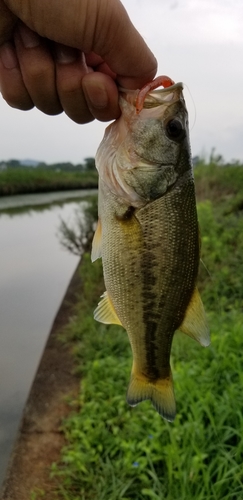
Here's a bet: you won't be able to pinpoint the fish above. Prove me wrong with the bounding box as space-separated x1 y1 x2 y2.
91 76 210 421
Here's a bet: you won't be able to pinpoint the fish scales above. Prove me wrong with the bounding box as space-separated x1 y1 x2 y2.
92 77 209 421
102 178 199 377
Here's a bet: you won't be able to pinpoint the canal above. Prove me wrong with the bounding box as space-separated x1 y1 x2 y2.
0 190 96 486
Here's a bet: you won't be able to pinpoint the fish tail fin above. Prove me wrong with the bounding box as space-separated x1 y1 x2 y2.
126 367 176 422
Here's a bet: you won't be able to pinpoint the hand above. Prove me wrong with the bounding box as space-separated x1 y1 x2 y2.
0 0 157 123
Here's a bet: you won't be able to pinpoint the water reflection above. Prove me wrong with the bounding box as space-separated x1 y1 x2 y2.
0 188 94 213
0 193 94 485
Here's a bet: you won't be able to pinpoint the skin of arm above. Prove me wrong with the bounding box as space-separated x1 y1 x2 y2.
0 0 157 123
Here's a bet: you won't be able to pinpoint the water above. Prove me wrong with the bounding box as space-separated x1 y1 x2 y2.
0 189 94 211
0 190 96 486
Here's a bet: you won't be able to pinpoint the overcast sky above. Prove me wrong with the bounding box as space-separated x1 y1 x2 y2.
0 0 242 164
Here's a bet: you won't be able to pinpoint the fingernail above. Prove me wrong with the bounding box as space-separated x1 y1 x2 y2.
55 44 78 64
0 43 18 69
18 23 40 49
84 83 108 109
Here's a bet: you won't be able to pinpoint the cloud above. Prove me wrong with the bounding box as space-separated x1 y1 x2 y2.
124 0 243 45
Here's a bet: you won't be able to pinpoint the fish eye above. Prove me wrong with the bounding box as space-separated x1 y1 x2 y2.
165 119 185 141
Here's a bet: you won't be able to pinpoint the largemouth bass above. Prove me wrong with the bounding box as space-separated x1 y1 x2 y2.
92 76 209 421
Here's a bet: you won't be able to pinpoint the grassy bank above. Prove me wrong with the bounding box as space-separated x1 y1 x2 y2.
0 168 98 195
50 163 243 500
194 162 243 211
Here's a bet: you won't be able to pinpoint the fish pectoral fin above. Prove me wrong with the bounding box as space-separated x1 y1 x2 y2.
126 365 176 422
94 291 122 326
91 218 102 262
179 287 210 347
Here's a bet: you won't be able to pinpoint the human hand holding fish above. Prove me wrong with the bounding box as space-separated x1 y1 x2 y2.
92 76 210 421
0 0 157 122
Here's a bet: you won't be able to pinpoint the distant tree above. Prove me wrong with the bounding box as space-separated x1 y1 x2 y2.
76 163 85 171
47 162 75 171
227 159 242 167
192 156 200 167
8 159 20 167
84 157 96 171
209 147 225 166
57 162 73 170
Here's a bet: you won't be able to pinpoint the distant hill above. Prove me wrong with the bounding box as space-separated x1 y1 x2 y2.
19 159 41 167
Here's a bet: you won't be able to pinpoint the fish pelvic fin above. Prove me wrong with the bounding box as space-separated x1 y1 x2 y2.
94 291 122 326
91 218 102 262
179 287 210 347
126 366 176 422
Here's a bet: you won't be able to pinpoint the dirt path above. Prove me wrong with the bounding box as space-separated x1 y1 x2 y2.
1 264 82 500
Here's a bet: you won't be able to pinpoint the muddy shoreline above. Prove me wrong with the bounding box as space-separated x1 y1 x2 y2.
1 263 82 499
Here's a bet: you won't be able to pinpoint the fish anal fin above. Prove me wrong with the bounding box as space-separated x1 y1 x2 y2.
126 364 176 422
91 218 102 262
179 288 210 347
94 291 122 326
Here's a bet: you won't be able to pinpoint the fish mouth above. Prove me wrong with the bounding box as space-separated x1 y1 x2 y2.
119 82 184 110
142 82 184 109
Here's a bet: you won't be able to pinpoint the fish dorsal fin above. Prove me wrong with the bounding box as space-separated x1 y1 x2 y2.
94 291 122 326
179 288 210 347
91 218 102 262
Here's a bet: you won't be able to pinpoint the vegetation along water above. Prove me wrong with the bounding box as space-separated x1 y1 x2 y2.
0 158 98 195
46 160 243 500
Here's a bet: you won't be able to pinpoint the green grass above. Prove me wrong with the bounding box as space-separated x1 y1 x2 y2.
0 168 98 195
194 162 243 212
50 163 243 500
